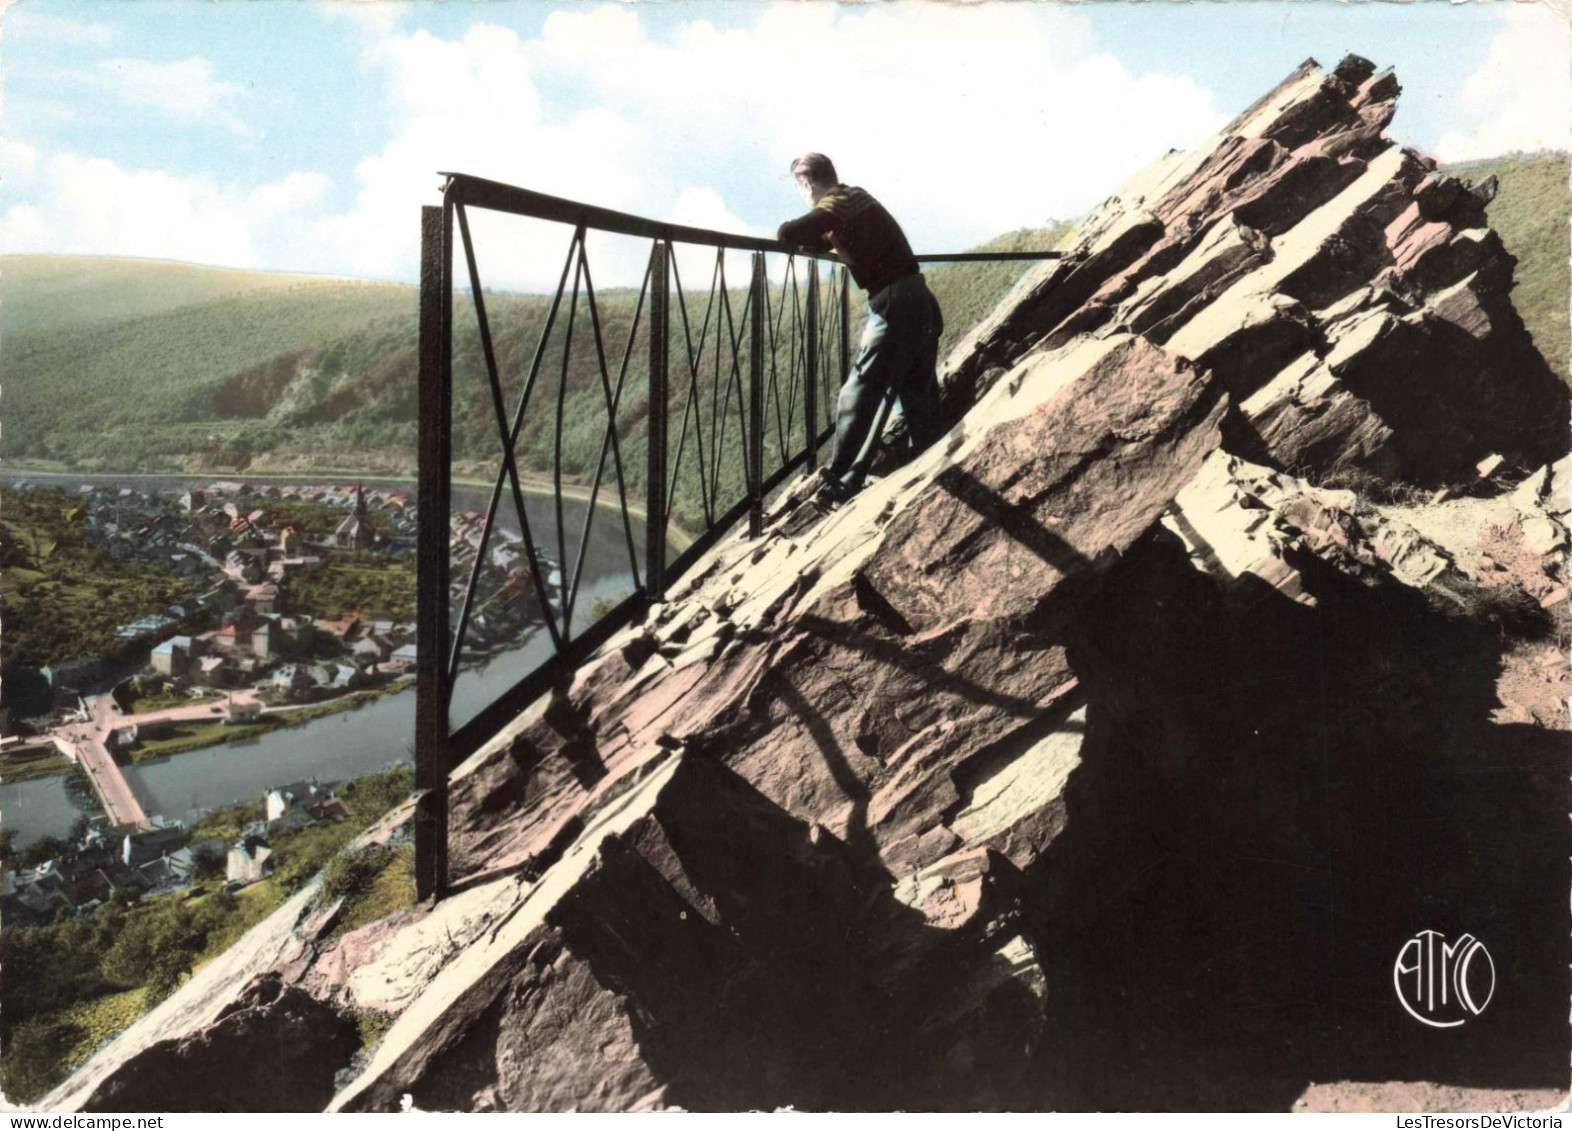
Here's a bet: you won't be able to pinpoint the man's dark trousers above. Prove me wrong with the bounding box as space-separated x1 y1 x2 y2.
824 272 944 489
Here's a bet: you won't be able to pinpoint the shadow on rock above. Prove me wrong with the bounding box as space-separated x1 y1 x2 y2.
82 975 360 1113
1021 530 1569 1110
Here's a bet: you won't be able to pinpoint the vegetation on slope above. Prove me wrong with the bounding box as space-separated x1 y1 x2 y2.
1444 152 1570 384
1 269 414 467
0 256 321 336
927 224 1076 359
0 766 414 1103
0 486 198 668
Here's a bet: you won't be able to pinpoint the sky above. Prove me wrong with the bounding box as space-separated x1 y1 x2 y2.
1 0 1568 290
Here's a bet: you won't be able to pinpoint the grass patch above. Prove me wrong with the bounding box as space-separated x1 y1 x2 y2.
0 987 146 1101
188 799 265 843
355 1009 397 1053
188 881 285 970
128 717 285 761
118 687 197 714
264 767 414 896
269 821 367 894
1447 153 1571 384
1309 465 1443 507
324 843 417 940
0 743 74 783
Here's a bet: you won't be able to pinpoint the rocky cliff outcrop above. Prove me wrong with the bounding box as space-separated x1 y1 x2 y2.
945 57 1566 486
43 56 1570 1113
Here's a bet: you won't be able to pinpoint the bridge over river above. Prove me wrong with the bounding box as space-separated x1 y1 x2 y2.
50 692 269 830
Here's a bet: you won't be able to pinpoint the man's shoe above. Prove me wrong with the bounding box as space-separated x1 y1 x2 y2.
766 468 828 521
813 475 857 507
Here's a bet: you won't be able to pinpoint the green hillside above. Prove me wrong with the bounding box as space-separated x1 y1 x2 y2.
1 258 415 467
928 224 1076 359
1442 152 1571 383
0 241 1069 533
0 256 361 336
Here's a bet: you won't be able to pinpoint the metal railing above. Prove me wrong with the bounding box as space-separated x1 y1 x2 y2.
415 172 1059 897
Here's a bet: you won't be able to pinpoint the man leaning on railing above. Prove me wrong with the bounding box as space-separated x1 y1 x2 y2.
777 152 944 506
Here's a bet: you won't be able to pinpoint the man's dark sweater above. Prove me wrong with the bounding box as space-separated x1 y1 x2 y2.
776 184 920 295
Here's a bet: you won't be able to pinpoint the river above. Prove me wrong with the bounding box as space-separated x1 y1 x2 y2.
0 471 655 847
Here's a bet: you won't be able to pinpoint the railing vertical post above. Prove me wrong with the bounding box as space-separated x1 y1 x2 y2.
839 268 851 402
646 240 669 600
805 261 819 466
748 252 765 537
415 199 452 902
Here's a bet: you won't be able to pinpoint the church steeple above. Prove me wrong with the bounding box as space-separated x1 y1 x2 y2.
354 481 366 519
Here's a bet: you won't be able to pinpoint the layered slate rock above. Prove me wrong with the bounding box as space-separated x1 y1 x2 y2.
318 332 1227 1111
1161 451 1477 609
331 754 1050 1112
943 56 1567 486
45 55 1569 1113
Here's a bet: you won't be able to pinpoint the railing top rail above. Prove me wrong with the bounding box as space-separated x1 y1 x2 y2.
914 251 1065 263
440 172 1063 263
443 172 802 254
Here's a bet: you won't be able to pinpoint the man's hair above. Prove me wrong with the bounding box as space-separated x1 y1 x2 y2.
790 152 838 187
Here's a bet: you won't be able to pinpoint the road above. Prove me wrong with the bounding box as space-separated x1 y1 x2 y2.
53 697 148 830
112 689 265 729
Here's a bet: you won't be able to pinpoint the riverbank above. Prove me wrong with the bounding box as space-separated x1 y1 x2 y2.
0 742 74 784
126 679 415 762
3 681 416 785
1 463 698 552
449 470 698 553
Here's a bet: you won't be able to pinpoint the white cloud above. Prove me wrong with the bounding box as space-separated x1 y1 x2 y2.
0 4 1225 287
249 172 337 222
669 185 757 238
526 1 1170 247
0 138 39 194
307 23 661 286
0 152 330 268
1434 3 1572 162
304 3 1222 288
94 57 246 131
668 186 759 289
4 7 114 47
318 0 404 39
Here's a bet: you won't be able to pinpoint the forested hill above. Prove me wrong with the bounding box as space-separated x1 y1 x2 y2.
0 256 402 336
0 231 1078 491
0 257 416 474
1 151 1564 488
